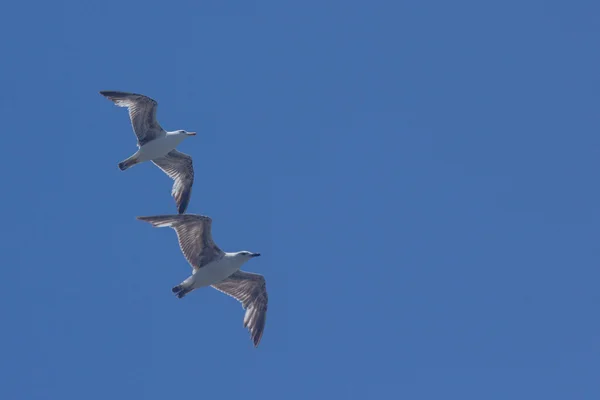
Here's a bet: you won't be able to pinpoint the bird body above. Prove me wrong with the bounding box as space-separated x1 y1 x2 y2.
100 90 196 214
181 252 247 291
130 131 188 163
137 214 268 346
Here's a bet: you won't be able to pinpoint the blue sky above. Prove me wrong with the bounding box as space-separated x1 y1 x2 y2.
0 0 599 398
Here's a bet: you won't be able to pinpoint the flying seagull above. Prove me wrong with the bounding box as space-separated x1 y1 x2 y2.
137 214 268 347
100 91 196 214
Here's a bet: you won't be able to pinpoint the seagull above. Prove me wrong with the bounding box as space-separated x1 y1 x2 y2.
100 91 196 214
137 214 268 347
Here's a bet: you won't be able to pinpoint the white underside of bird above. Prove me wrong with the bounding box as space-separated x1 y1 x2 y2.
180 253 246 291
131 132 187 163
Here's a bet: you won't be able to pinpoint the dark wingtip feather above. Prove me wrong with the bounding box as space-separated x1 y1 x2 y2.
250 315 266 347
136 215 190 226
136 216 163 224
100 90 149 99
176 188 192 214
99 90 120 97
137 215 169 222
253 331 263 347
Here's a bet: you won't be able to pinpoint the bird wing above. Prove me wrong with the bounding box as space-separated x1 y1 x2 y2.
136 214 223 270
100 91 165 146
152 150 195 214
212 271 268 347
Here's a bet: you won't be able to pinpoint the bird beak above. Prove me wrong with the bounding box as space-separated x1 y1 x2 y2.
187 132 197 136
251 253 261 258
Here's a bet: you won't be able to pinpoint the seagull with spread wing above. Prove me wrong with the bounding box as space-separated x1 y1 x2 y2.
100 91 196 214
137 214 268 347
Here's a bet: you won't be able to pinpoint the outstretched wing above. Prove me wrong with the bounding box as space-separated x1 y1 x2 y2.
152 150 194 214
136 214 223 270
100 91 164 146
212 271 268 347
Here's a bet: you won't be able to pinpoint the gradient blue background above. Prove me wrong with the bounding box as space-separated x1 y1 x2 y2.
1 1 599 398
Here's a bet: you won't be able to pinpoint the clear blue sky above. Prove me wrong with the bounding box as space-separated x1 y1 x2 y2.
0 1 598 398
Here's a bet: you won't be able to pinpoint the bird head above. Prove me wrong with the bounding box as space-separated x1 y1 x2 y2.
237 251 261 261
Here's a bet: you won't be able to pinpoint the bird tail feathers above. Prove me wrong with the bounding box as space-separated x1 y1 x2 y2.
118 155 139 171
172 284 192 299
